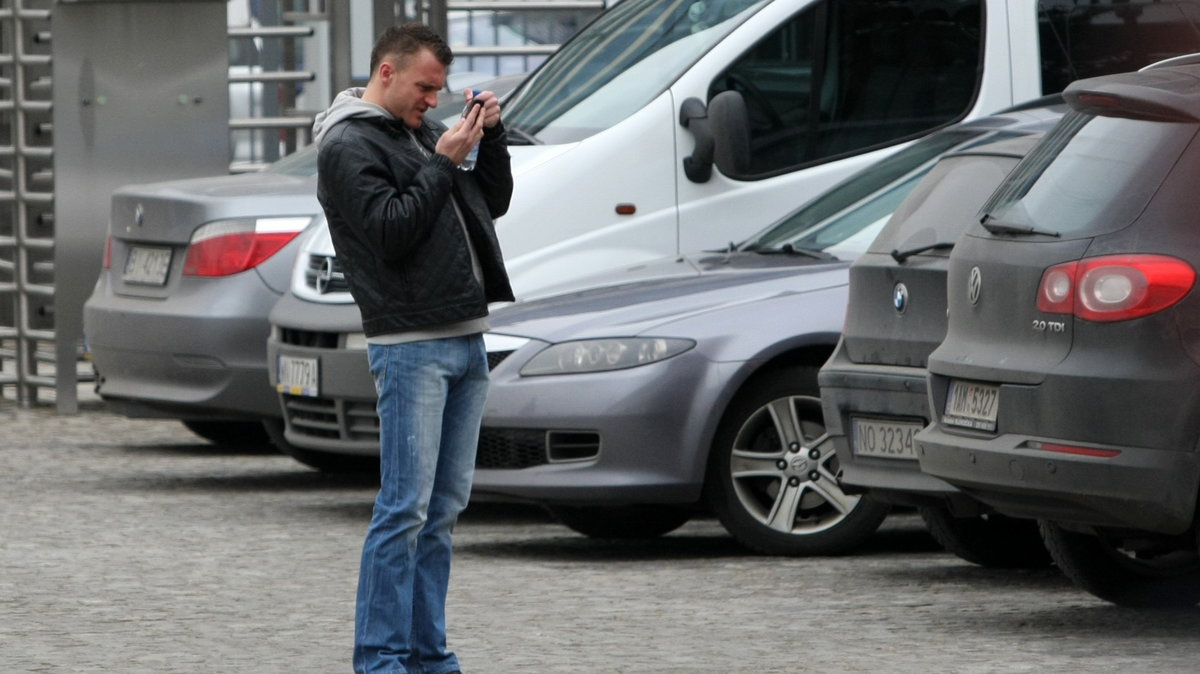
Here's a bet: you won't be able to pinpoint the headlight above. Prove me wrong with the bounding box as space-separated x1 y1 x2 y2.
520 338 695 376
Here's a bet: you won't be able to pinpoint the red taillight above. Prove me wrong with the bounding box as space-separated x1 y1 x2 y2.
1036 254 1195 322
182 217 309 277
102 235 113 270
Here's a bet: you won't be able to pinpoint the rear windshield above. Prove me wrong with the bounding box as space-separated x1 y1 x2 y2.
743 129 985 252
264 144 318 177
869 134 1039 254
979 111 1198 237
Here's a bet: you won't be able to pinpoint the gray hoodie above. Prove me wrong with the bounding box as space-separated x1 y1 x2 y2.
312 88 393 144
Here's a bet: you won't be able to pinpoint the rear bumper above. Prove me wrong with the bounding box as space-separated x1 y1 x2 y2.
84 275 282 420
916 423 1200 534
819 351 972 508
919 347 1200 533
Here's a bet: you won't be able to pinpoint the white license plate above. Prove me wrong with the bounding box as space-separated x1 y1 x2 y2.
851 417 922 460
122 246 172 286
276 355 319 397
943 379 1000 431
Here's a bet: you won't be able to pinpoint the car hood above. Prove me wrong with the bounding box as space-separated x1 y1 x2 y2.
506 142 576 180
488 252 851 343
110 172 320 244
519 252 707 300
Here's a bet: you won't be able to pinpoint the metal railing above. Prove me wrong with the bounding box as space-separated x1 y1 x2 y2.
0 0 57 405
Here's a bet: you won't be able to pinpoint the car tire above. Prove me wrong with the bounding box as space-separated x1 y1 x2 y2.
262 420 379 473
919 506 1052 568
182 419 271 447
546 505 692 539
706 366 890 556
1040 520 1200 607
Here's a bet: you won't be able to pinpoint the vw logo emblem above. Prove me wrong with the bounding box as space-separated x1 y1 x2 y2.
893 282 908 313
315 256 336 294
968 266 982 306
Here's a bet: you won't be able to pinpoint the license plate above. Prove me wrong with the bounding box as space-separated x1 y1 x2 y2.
851 417 922 460
122 246 172 286
276 355 319 397
943 379 999 431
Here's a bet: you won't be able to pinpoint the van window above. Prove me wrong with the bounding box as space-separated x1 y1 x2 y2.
710 0 983 178
1039 0 1200 96
503 0 769 144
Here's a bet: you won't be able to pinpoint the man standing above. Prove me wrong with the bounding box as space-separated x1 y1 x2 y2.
312 23 514 674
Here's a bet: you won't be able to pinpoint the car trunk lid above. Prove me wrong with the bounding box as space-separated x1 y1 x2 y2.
931 233 1093 385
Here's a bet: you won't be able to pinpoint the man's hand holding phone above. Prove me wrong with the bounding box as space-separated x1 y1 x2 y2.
436 90 487 166
464 88 502 128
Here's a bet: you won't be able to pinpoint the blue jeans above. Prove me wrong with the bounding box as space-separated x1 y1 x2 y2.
354 334 489 674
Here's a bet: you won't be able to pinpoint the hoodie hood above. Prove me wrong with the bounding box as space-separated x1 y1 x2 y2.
312 87 394 143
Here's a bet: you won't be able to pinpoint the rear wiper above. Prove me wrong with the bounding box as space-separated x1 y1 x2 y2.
891 241 954 263
980 215 1060 238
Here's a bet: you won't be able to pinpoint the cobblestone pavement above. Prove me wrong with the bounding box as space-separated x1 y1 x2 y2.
5 402 1200 673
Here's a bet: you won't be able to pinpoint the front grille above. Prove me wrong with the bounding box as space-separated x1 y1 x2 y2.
305 254 350 294
546 431 601 462
283 395 380 442
279 327 339 348
487 350 514 370
477 428 550 469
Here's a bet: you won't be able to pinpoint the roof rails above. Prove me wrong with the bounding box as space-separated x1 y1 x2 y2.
1140 53 1200 71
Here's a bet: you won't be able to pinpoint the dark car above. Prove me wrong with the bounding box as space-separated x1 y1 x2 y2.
817 101 1063 568
915 62 1200 606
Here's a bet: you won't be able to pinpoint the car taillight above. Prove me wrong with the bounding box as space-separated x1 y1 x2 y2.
102 235 113 270
183 216 311 277
1037 254 1195 322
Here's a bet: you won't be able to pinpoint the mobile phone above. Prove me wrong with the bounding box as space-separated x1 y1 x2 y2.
461 89 484 118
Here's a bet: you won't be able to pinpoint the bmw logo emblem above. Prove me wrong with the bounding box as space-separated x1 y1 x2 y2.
893 283 908 313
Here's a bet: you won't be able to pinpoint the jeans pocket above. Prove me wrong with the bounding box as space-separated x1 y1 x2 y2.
366 343 388 397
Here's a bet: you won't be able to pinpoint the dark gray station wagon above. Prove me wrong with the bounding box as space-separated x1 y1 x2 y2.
818 101 1063 568
916 62 1200 607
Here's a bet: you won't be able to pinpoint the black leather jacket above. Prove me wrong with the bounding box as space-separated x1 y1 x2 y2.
316 115 514 337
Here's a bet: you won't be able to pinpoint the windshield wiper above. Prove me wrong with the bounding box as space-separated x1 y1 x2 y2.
980 215 1060 238
505 126 541 146
891 241 954 263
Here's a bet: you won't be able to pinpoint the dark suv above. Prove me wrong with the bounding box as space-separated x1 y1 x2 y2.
915 62 1200 606
818 101 1063 568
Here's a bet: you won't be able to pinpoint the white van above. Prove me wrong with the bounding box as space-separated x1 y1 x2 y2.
269 0 1200 466
293 0 1200 304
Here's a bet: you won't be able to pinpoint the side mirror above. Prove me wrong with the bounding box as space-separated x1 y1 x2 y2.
679 91 751 183
709 90 750 178
679 97 713 183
